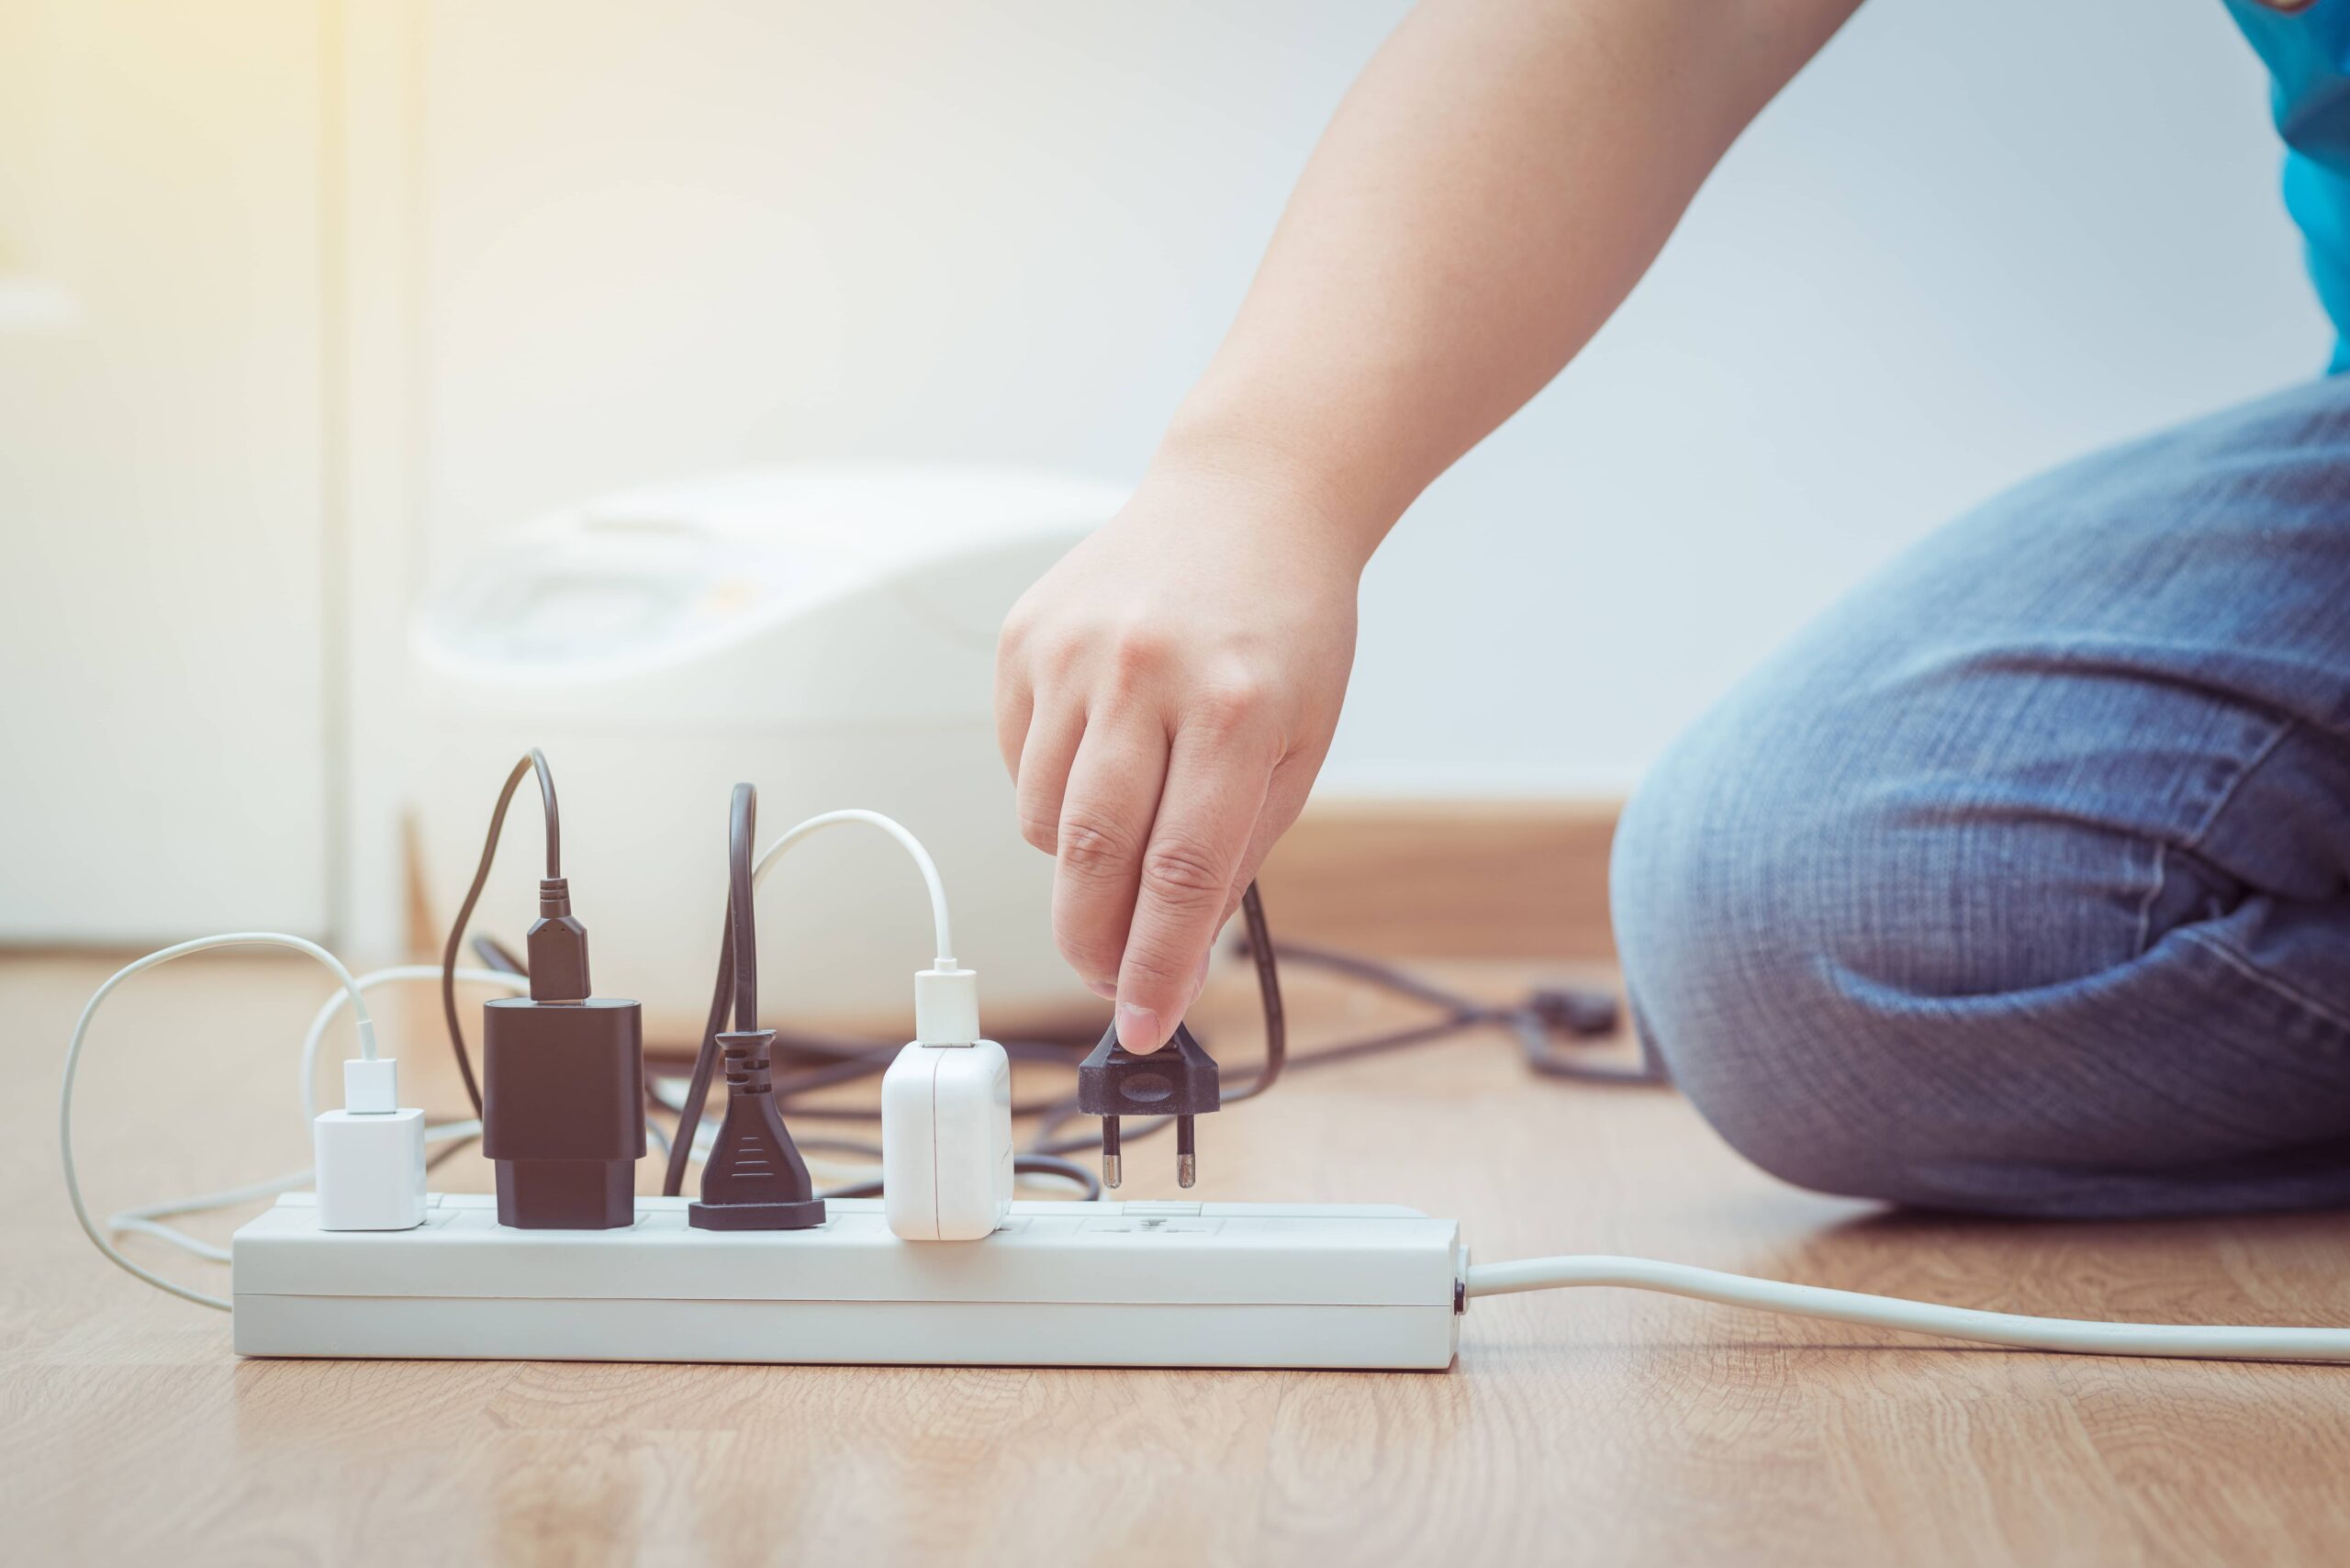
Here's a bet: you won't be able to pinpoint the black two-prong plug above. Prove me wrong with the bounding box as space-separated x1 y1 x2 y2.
1076 1023 1220 1190
688 1027 826 1231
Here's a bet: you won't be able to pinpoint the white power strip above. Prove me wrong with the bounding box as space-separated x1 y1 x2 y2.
231 1194 1466 1371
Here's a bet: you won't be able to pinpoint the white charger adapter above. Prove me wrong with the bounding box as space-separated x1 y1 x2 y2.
881 967 1014 1241
313 1057 427 1231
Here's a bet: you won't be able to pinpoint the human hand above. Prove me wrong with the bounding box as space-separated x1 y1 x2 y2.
996 458 1362 1052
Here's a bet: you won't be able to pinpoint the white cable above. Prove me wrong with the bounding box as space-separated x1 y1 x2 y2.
1464 1255 2350 1364
103 1120 486 1264
61 933 378 1313
754 809 955 969
128 948 689 1260
79 964 527 1269
300 965 528 1127
125 945 695 1260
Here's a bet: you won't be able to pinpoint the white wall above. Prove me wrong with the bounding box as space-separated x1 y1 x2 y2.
416 0 2323 802
3 0 2320 948
0 0 334 942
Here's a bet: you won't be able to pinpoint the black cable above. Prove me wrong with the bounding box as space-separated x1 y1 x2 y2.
439 749 560 1117
470 935 526 976
756 1040 1091 1114
793 1134 887 1160
661 902 736 1197
726 782 758 1030
660 782 763 1197
1223 882 1283 1103
649 868 1645 1184
1260 937 1657 1084
1027 880 1284 1158
1249 935 1463 1011
425 1122 478 1172
817 1153 1102 1204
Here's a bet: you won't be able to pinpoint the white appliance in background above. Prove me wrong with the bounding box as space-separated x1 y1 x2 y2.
409 465 1126 1045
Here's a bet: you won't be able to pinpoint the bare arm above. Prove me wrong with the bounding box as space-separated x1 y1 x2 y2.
998 0 1861 1052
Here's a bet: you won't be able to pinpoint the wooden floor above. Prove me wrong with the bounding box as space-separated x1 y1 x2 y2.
7 947 2349 1567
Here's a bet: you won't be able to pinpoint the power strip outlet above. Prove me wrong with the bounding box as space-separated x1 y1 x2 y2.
231 1194 1466 1371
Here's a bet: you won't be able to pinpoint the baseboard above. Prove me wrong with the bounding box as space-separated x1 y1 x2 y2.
1258 797 1622 959
399 794 1626 976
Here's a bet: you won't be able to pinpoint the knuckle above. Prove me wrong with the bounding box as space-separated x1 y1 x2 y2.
1058 810 1143 882
1117 939 1192 992
1108 620 1175 681
1139 837 1229 907
1191 674 1274 736
1035 631 1088 679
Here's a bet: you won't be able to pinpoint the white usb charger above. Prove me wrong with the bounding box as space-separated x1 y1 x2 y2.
313 1057 428 1232
880 965 1014 1241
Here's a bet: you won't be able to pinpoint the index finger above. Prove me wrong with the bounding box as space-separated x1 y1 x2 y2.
1112 713 1278 1053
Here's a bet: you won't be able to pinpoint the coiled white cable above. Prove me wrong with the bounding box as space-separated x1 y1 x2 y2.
98 962 679 1277
1465 1255 2350 1363
61 934 378 1312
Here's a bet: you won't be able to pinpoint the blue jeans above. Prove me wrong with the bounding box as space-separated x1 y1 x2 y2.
1610 375 2350 1217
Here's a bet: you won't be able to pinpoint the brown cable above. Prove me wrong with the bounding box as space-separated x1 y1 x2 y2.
438 750 559 1117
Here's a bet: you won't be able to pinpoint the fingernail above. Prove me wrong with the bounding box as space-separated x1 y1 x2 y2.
1085 977 1118 1001
1116 1002 1163 1054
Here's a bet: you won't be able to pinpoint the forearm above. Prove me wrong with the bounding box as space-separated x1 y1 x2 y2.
1159 0 1861 563
997 0 1861 1052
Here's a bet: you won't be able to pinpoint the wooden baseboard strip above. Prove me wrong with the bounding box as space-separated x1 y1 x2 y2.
1256 798 1621 959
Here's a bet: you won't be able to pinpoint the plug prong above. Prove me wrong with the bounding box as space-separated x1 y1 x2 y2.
1102 1114 1122 1189
1176 1114 1196 1189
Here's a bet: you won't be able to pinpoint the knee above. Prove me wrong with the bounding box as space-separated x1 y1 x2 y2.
1608 693 2053 1209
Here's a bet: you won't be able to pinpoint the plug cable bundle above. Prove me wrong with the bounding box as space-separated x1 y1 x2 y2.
52 890 2350 1362
682 783 826 1230
657 801 1102 1203
62 746 2350 1364
640 902 1638 1182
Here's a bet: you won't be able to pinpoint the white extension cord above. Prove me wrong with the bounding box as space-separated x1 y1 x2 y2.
57 931 2350 1362
1463 1255 2350 1363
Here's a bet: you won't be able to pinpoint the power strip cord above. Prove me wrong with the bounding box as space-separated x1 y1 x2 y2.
1463 1255 2350 1363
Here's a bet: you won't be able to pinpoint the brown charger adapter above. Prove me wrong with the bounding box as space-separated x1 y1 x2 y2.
479 996 644 1227
476 878 646 1229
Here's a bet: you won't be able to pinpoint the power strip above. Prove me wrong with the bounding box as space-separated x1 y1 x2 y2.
231 1194 1466 1371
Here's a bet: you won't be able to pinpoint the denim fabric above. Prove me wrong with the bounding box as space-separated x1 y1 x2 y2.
1610 375 2350 1217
